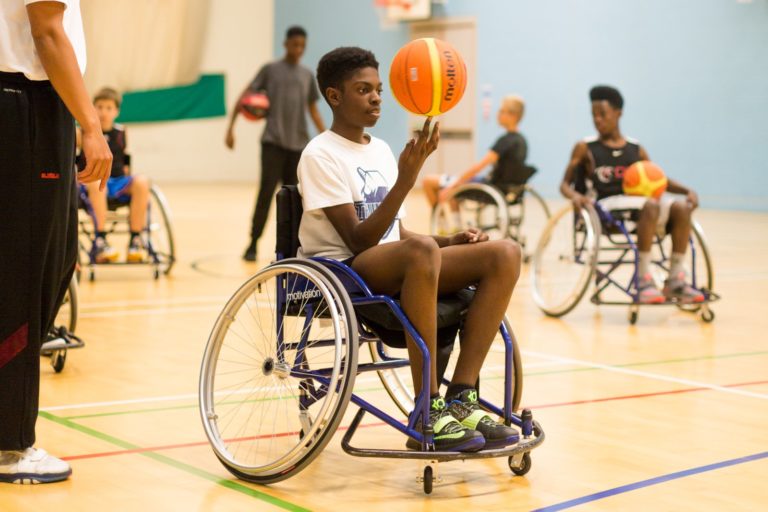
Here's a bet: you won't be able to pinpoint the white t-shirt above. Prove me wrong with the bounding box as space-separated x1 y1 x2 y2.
298 130 406 260
0 0 86 80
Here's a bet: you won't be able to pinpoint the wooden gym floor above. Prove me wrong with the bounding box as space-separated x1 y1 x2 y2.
1 183 766 511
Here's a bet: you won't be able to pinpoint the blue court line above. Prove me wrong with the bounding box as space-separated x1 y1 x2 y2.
532 451 768 512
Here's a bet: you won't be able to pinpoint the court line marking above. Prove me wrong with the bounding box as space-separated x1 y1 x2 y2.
38 411 310 512
522 350 768 400
41 350 768 413
531 451 768 512
50 379 768 463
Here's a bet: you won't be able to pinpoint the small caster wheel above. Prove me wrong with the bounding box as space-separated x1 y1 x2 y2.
51 350 67 373
628 306 639 325
154 268 160 280
509 452 531 476
423 465 433 494
701 308 715 323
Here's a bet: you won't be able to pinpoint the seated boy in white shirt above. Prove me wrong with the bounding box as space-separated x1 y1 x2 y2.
297 46 522 452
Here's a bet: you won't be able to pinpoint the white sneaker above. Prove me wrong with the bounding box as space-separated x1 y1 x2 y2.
0 447 71 484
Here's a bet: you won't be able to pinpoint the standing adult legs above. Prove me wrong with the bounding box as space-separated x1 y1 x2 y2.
245 143 289 260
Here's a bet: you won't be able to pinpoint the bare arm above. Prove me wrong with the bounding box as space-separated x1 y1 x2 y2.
28 1 111 190
224 86 248 150
308 101 325 133
639 145 698 207
560 141 591 209
323 118 440 254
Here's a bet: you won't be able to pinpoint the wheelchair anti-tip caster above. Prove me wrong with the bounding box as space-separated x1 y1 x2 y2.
628 305 639 325
418 462 438 494
508 452 532 476
701 305 715 323
50 350 67 373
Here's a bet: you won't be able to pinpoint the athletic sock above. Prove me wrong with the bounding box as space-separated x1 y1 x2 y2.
669 252 686 277
96 231 107 240
445 383 474 402
638 251 652 278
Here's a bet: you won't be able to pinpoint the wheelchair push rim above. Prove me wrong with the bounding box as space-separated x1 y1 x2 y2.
532 204 601 317
146 185 176 276
199 261 358 483
430 183 510 241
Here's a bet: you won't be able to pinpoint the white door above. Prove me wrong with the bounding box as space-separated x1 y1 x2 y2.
409 18 477 181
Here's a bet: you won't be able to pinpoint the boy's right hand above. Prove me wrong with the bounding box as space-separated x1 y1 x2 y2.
397 117 439 189
77 127 112 191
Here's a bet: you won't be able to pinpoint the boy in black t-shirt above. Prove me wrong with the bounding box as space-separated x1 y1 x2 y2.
78 87 151 263
423 95 530 207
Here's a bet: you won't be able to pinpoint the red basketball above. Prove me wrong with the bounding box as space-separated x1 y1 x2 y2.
623 160 668 199
239 91 270 121
389 38 467 116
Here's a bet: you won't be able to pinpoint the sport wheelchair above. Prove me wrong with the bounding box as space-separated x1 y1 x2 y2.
198 186 544 494
41 275 84 373
531 200 719 324
430 166 550 260
78 183 175 280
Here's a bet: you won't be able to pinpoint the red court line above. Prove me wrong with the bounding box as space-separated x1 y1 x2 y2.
61 379 768 462
524 379 768 410
61 421 387 462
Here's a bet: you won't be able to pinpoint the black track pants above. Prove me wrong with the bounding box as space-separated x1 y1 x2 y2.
0 72 78 450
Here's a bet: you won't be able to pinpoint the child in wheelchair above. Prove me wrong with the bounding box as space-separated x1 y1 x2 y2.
297 46 522 452
422 94 533 209
76 87 150 263
559 85 704 304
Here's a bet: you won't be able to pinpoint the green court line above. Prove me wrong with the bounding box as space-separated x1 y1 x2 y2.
58 349 768 421
38 411 311 512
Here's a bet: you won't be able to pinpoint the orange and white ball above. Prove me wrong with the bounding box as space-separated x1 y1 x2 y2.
623 160 668 199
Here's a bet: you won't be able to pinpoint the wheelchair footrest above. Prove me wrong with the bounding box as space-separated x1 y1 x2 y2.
41 327 85 356
340 408 545 463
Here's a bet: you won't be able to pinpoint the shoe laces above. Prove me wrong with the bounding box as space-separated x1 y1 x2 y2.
428 398 464 434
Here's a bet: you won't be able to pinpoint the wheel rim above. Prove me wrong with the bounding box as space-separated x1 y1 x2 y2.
146 186 175 274
199 263 356 477
532 205 598 316
430 183 509 240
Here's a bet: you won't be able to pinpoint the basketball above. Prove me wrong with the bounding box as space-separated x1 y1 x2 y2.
239 91 270 121
623 160 668 199
389 37 467 116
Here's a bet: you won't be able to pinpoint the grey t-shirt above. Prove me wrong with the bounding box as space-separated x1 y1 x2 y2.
249 60 319 151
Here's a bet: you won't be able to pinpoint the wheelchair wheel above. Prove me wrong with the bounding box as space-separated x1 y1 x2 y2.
146 185 175 276
674 219 714 314
44 276 78 373
532 204 601 317
430 183 509 240
199 260 358 484
370 316 523 418
505 185 551 261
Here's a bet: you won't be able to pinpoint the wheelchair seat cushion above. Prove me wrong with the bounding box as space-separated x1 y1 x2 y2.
355 288 475 349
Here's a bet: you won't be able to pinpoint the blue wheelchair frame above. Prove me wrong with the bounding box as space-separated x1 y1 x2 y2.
589 202 718 309
78 183 175 279
274 186 544 467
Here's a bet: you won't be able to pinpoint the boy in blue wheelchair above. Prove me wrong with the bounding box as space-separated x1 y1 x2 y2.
77 87 150 263
297 47 521 452
559 85 704 304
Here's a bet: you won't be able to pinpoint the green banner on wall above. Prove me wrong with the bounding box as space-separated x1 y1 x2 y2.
116 74 226 123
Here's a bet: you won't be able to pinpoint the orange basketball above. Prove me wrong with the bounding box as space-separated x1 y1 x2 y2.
389 38 467 116
623 160 668 199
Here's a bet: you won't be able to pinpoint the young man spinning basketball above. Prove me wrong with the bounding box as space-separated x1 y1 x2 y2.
559 85 704 304
297 47 521 452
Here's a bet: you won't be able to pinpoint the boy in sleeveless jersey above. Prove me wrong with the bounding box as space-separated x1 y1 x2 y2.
559 85 704 304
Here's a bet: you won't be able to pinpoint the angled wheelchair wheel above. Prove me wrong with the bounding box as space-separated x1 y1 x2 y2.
505 185 551 261
199 260 358 484
677 219 714 314
430 183 510 240
532 204 601 317
146 185 175 276
44 276 78 372
370 316 523 417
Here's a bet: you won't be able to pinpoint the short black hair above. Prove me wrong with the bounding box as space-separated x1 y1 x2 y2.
316 47 379 104
590 85 623 110
286 26 307 40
